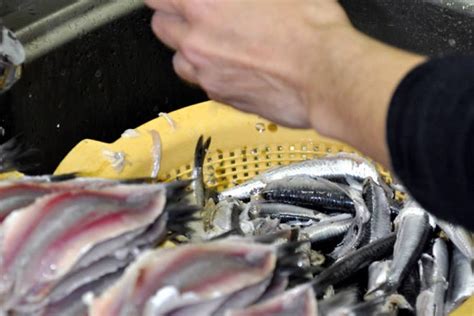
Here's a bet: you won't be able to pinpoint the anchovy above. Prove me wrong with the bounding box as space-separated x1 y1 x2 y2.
300 214 353 244
192 136 211 207
249 202 329 223
417 238 449 316
370 200 433 295
226 285 317 316
445 247 474 314
312 233 396 297
398 265 421 308
89 240 278 316
436 218 473 259
362 178 392 244
0 179 117 223
220 154 381 200
0 183 175 312
261 176 355 213
329 187 371 260
367 260 391 299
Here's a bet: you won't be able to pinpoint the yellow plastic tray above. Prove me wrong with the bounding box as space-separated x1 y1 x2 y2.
55 101 473 315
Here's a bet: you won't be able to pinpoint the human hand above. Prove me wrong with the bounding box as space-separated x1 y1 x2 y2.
145 0 353 129
145 0 425 168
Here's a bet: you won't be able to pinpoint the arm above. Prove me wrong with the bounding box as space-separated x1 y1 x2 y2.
144 0 423 166
145 0 474 228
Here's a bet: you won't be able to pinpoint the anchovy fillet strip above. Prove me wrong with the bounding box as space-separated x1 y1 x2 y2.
0 184 168 311
89 240 277 316
227 285 317 316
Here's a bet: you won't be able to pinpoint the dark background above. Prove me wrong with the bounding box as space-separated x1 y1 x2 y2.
0 1 473 173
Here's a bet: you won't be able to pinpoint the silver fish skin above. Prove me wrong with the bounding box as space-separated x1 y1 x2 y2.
191 136 211 207
249 202 329 223
312 233 397 297
445 247 474 314
379 200 433 294
226 285 317 316
366 260 391 299
301 214 353 244
362 178 392 244
436 218 473 259
260 176 355 213
429 238 450 316
329 187 371 260
416 290 435 316
219 154 381 200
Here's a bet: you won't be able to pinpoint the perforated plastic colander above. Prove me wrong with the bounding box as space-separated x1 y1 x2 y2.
55 101 472 315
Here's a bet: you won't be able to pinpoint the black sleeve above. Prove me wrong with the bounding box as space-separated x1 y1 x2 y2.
387 56 474 231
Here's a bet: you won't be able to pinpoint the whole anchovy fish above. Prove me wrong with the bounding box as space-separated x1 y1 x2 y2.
192 136 211 207
261 176 355 213
329 187 371 260
362 178 392 244
436 218 473 259
445 247 474 314
300 214 353 244
371 200 433 295
367 260 391 298
249 202 329 223
416 238 449 316
220 154 381 200
312 233 396 297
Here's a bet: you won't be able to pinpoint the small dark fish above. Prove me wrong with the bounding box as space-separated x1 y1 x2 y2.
249 202 329 223
192 135 212 207
312 233 397 297
300 214 353 245
329 187 371 260
362 178 392 244
368 200 433 296
261 176 355 213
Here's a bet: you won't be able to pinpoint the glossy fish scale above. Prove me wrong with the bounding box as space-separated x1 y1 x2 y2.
0 184 167 311
89 240 277 316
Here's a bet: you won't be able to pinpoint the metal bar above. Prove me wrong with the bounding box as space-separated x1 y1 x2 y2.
3 0 145 63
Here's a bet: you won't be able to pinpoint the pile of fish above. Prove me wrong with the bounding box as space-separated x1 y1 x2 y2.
0 176 198 315
0 136 472 315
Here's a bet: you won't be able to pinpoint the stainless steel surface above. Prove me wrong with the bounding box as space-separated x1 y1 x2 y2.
2 0 144 63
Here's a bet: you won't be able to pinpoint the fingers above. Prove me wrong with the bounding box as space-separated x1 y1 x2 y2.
173 52 198 84
151 11 189 50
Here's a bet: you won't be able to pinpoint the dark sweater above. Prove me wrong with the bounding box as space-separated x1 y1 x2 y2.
388 56 474 231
